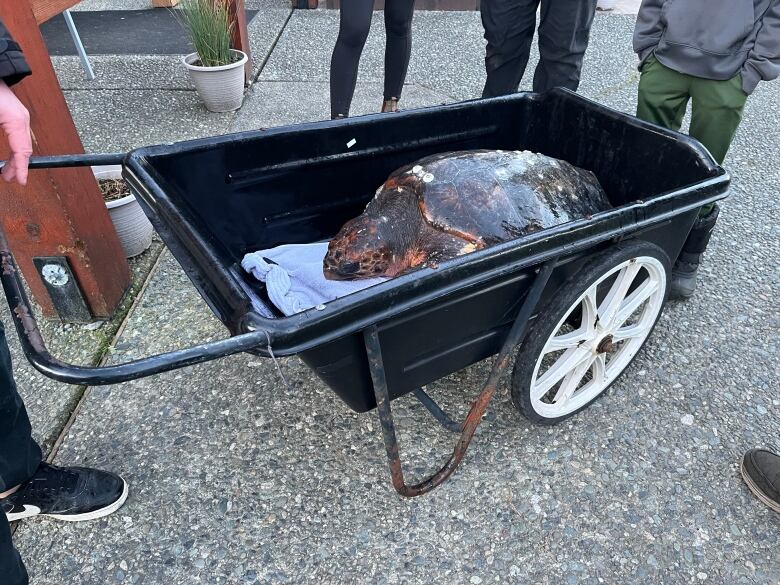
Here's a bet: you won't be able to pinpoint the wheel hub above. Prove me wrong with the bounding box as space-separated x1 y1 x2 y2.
596 334 614 354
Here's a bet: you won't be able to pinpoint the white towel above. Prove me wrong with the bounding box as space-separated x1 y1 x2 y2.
241 242 387 316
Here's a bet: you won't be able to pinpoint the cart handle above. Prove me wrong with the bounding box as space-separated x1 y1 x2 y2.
1 152 267 385
0 246 267 386
0 153 126 171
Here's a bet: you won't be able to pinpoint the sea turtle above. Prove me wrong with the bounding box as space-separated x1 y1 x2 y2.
323 150 611 280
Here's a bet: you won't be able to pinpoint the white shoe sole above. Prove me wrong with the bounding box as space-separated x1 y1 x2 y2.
740 461 780 514
6 477 129 522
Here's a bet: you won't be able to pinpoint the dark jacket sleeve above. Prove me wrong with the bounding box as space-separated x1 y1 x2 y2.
0 18 31 86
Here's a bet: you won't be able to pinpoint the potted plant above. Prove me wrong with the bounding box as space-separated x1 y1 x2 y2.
178 0 248 113
93 166 154 258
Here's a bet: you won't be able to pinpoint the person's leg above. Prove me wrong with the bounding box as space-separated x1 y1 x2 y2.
0 320 127 523
532 0 597 92
0 321 36 585
0 321 42 498
382 0 416 111
667 73 748 299
636 55 691 131
688 73 747 166
0 513 28 585
329 0 376 118
481 0 540 98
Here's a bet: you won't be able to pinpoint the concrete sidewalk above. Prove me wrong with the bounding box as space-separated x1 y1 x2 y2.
6 4 779 584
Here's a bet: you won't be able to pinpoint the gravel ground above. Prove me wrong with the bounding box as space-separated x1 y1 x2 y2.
10 11 780 585
0 240 164 453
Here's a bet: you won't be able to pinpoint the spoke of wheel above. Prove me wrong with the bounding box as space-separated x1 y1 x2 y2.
598 262 641 327
533 347 591 399
611 277 659 330
543 284 598 353
582 284 598 334
545 329 587 352
592 353 606 383
612 320 653 341
552 354 595 404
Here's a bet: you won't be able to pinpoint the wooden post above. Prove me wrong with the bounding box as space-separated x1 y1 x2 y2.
0 0 130 319
30 0 80 23
228 0 253 83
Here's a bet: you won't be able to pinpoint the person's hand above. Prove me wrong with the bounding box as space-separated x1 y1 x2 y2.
0 79 32 186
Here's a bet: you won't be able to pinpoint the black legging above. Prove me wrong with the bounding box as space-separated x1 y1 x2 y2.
330 0 416 118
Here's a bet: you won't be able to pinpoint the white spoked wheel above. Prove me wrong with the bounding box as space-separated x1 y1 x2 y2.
512 242 671 424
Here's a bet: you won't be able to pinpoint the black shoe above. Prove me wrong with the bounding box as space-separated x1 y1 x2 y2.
669 259 699 300
670 205 720 300
741 449 780 514
1 463 128 522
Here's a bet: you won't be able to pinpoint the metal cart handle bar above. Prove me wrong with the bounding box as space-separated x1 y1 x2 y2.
0 153 268 385
0 153 127 170
365 258 558 497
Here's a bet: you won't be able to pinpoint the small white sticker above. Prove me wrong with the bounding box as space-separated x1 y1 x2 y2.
346 138 357 148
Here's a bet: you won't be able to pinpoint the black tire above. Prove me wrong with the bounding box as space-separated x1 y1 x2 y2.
511 241 671 425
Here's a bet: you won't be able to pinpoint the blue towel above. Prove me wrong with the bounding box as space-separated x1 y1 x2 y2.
241 242 387 316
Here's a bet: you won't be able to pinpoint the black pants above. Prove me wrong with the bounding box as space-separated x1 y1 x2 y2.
0 321 41 585
329 0 416 118
481 0 597 97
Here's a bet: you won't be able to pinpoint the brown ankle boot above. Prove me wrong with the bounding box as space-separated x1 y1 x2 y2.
381 97 400 113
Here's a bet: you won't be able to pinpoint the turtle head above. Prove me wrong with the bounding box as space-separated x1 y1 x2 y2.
323 215 398 280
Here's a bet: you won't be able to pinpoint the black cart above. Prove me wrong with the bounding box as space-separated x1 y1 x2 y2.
0 89 729 496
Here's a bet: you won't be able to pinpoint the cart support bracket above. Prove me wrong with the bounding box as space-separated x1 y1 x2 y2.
412 387 461 433
364 258 558 497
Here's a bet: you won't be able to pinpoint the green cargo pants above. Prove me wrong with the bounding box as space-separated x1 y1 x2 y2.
637 55 747 215
637 55 747 166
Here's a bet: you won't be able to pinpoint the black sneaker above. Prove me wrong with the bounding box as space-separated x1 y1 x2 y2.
740 449 780 514
1 463 128 522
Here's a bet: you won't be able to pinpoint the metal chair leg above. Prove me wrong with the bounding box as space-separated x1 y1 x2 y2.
63 11 96 81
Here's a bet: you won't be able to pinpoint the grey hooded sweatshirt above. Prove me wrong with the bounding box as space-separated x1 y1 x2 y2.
633 0 780 95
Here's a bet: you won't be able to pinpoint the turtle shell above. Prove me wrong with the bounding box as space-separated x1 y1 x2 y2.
386 150 610 246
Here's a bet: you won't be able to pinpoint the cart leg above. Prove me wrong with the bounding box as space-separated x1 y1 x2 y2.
364 258 558 497
412 387 461 433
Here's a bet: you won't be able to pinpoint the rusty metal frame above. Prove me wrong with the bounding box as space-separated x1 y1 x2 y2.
364 259 558 497
412 387 461 433
0 237 270 385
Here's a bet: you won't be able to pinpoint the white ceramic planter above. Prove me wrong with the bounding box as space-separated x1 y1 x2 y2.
183 49 248 113
93 165 154 258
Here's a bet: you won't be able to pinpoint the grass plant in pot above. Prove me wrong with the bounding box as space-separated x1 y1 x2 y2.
94 166 154 258
178 0 248 113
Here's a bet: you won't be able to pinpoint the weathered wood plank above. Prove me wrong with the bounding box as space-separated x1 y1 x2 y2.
31 0 80 24
1 1 130 318
227 0 253 82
